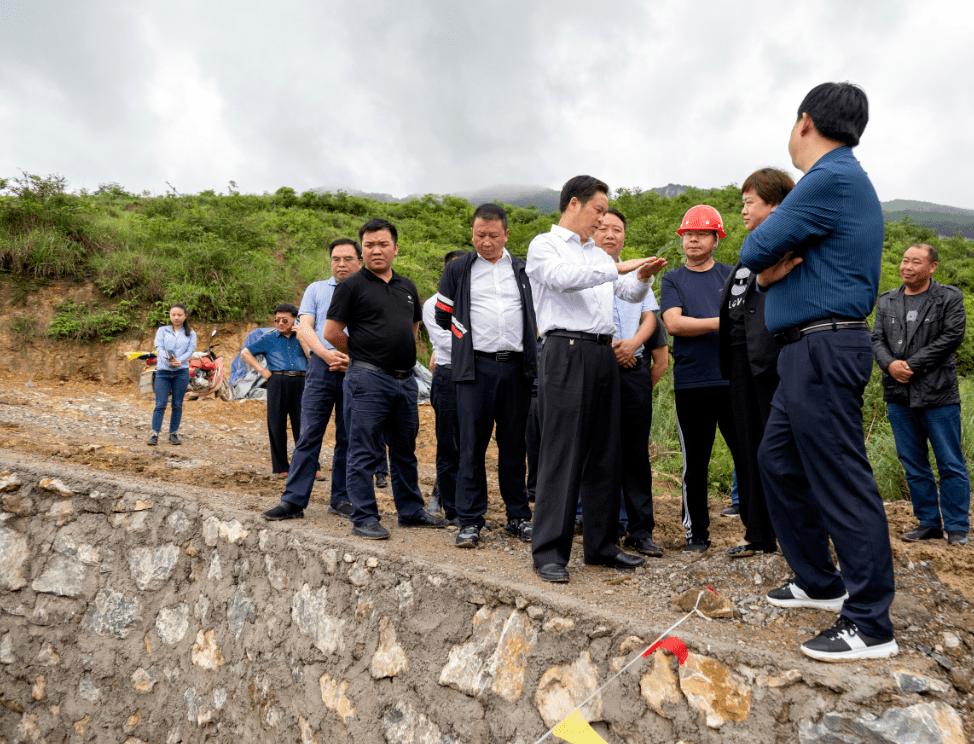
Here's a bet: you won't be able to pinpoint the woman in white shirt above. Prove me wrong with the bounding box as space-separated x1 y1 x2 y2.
148 303 197 446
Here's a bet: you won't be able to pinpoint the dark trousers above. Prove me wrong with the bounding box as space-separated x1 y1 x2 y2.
281 355 346 510
759 330 895 639
619 358 655 538
531 336 622 567
343 365 425 527
265 374 304 474
729 346 778 545
455 356 532 528
674 385 738 543
526 391 540 501
430 365 459 519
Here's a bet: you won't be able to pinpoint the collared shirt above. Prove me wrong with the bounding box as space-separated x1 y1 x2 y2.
298 276 339 350
422 295 453 367
612 258 660 358
245 329 308 372
327 268 422 370
739 146 884 333
469 248 524 352
526 224 653 336
154 326 197 370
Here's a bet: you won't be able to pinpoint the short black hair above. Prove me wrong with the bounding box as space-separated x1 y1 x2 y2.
798 82 868 148
274 303 299 317
559 175 609 213
472 203 508 230
329 237 362 259
444 250 466 265
358 218 398 245
909 243 938 263
605 207 627 230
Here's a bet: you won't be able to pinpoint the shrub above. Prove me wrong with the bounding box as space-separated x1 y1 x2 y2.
47 299 135 342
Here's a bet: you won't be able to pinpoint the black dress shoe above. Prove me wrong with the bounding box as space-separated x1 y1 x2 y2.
587 551 645 569
351 520 390 539
327 501 354 517
535 564 569 583
624 536 663 557
375 473 388 489
263 501 305 521
902 525 944 542
398 510 448 528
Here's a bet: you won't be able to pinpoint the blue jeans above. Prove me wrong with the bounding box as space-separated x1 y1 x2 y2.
887 402 971 533
343 366 425 527
152 368 189 434
282 355 346 509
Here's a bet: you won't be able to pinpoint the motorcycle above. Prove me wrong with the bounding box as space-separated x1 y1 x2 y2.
127 330 232 401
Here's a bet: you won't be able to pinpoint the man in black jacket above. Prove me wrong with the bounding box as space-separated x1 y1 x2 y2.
872 243 970 545
435 204 538 547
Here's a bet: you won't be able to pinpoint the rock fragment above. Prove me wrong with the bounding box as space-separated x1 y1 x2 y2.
371 616 409 679
678 652 751 729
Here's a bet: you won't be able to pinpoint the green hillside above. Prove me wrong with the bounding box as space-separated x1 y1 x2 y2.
881 199 974 239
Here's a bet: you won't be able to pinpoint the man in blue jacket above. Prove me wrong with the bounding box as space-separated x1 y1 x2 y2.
435 204 538 547
740 82 897 662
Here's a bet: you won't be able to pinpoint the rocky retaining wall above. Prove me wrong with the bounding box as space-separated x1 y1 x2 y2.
0 457 967 744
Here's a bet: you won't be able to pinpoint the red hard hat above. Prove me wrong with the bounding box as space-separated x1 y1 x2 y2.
677 205 726 239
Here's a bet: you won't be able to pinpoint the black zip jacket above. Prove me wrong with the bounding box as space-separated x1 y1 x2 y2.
872 280 966 408
434 251 538 382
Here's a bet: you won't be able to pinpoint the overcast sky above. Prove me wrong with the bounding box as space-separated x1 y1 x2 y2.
2 0 971 208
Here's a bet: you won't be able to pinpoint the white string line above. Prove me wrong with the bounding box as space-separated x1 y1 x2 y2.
532 589 714 744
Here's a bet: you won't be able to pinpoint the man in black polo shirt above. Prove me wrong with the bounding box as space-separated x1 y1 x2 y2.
324 218 447 539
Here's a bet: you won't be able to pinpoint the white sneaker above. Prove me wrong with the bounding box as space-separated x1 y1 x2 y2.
801 617 898 662
766 581 848 612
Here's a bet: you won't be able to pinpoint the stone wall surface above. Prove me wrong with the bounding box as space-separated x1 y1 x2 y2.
0 456 967 744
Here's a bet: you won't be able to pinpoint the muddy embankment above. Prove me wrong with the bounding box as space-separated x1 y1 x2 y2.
0 456 969 744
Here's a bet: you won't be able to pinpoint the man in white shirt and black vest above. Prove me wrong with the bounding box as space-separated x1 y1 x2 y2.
436 204 538 548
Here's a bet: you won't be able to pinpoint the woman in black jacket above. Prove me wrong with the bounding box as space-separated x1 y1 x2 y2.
718 168 795 556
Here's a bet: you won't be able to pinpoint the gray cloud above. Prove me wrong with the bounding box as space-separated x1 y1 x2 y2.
1 0 970 208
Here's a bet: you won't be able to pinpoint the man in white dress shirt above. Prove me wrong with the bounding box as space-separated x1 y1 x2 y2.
435 204 539 548
527 176 666 582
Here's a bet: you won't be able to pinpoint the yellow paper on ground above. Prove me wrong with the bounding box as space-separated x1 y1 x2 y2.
552 710 608 744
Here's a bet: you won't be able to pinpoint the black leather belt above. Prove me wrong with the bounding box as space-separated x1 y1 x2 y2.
773 317 868 346
350 359 412 379
271 370 305 376
474 350 522 362
547 329 613 345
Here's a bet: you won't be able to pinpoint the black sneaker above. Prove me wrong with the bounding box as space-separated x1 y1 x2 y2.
801 617 898 662
398 510 448 528
902 525 944 541
504 518 533 541
169 432 181 445
456 525 480 548
351 520 390 540
327 501 354 518
263 502 305 521
146 432 159 446
766 581 847 611
720 504 740 517
682 537 710 553
947 531 969 545
375 473 388 489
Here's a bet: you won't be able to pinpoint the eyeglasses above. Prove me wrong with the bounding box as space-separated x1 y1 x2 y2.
275 318 291 324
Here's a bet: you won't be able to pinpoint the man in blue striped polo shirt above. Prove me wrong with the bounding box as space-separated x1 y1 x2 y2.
740 82 896 662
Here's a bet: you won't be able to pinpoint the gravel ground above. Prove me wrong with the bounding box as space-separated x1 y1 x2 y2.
2 371 974 732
